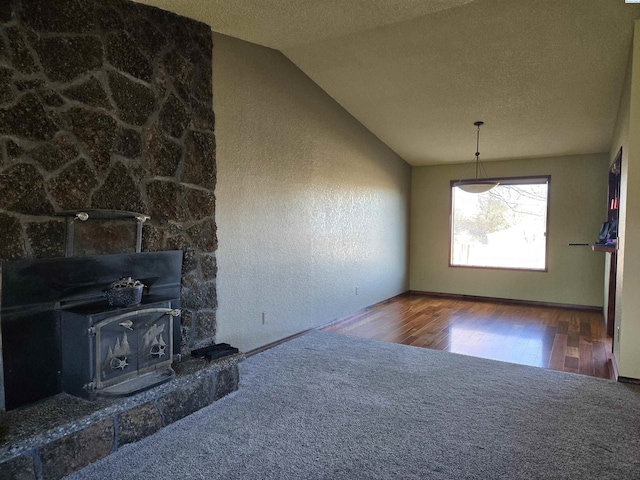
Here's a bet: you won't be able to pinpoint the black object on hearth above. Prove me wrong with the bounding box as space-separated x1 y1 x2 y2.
191 343 239 361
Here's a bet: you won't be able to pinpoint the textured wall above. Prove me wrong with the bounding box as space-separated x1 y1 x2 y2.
212 34 411 353
410 154 609 307
0 0 217 351
609 48 631 370
615 21 640 379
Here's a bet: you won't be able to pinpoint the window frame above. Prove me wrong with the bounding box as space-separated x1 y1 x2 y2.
448 175 551 272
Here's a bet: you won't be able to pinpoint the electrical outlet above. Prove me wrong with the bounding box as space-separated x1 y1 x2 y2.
355 286 359 296
262 312 266 325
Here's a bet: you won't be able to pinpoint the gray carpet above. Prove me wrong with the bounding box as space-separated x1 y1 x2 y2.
67 332 640 479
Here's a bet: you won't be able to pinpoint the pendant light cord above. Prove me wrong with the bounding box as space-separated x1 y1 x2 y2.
455 120 498 193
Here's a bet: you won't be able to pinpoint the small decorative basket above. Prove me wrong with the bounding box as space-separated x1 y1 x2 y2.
104 277 144 307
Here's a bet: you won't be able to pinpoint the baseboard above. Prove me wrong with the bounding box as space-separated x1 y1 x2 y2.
245 292 409 357
409 290 601 312
617 376 640 385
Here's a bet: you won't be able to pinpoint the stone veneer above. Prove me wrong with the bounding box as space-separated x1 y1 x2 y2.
0 0 217 352
0 4 241 477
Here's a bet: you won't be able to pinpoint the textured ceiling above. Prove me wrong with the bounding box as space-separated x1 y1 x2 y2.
135 0 640 165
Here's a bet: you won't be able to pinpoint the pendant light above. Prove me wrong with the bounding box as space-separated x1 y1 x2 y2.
454 121 498 193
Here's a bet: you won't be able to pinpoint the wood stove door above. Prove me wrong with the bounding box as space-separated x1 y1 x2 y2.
94 307 177 390
97 318 139 387
137 310 174 375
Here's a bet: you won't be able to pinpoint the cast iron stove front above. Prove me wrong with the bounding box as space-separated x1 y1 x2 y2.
61 297 181 399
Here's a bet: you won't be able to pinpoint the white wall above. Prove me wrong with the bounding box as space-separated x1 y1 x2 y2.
410 154 609 307
212 34 411 352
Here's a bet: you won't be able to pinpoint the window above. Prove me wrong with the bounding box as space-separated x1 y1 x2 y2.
450 176 549 271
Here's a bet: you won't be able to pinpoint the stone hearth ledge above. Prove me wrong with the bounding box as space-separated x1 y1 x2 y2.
0 353 243 480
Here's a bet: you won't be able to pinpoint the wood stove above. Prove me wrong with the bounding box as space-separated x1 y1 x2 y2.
61 297 181 399
0 250 183 410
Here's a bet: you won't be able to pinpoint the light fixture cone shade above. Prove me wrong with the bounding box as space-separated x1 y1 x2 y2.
456 181 499 193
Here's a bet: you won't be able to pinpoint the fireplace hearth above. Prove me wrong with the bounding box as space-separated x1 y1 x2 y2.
0 352 242 480
0 250 243 479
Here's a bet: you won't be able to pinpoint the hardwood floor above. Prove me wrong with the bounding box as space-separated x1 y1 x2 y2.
322 293 614 380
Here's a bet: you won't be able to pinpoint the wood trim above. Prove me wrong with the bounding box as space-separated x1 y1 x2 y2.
605 251 617 337
544 175 551 272
609 356 619 381
244 292 410 357
617 376 640 385
245 329 312 357
447 264 547 273
591 244 616 253
449 175 553 188
409 290 601 312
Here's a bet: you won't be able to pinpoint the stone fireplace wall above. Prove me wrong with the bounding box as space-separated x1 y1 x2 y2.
0 0 217 352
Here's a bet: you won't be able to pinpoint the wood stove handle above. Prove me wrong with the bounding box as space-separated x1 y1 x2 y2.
92 308 182 330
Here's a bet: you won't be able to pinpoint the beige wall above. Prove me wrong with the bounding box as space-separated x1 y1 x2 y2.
615 21 640 379
410 155 609 306
603 56 627 329
212 33 411 352
610 45 631 368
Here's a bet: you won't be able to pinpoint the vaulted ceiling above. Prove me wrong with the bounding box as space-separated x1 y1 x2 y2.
135 0 640 165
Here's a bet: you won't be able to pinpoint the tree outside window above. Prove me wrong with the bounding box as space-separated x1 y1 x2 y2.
450 177 549 270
